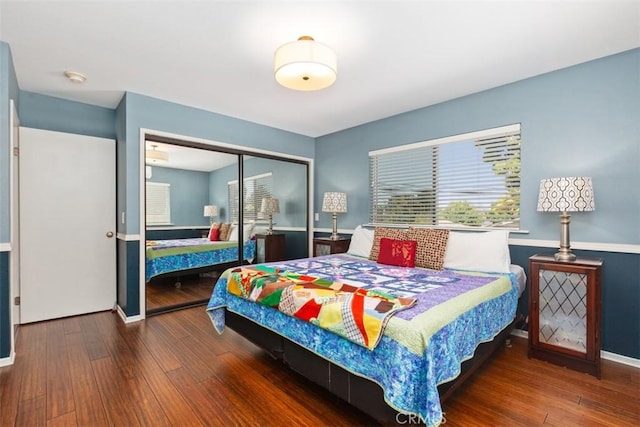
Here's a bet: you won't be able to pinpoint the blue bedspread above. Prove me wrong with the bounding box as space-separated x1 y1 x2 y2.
145 238 256 282
206 254 518 427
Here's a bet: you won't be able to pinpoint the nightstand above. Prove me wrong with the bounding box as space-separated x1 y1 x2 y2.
313 237 351 257
528 254 603 378
255 233 285 263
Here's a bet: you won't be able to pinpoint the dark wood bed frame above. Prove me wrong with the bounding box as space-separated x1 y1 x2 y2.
226 309 522 424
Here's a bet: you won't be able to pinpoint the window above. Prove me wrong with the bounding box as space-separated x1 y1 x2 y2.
228 172 274 222
146 182 171 225
369 124 521 229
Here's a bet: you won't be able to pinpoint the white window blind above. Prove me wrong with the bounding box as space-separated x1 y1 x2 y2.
146 182 171 225
228 172 274 222
369 124 521 229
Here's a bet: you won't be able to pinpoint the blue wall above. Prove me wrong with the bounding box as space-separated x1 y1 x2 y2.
147 166 210 227
315 49 639 245
315 49 640 358
18 91 116 139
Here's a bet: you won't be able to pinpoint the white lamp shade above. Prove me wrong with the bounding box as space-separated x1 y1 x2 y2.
260 198 280 215
203 205 218 217
537 177 594 212
274 36 337 91
322 192 347 213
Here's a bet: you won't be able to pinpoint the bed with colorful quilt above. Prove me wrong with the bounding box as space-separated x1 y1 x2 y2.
206 227 525 426
145 238 256 282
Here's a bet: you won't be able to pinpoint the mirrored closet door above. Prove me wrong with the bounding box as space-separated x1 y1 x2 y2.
144 139 309 315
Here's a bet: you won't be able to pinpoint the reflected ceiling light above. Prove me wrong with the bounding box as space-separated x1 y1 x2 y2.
274 36 337 91
146 144 168 164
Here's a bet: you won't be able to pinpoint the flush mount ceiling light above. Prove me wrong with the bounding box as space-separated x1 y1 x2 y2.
274 36 337 91
63 70 87 84
146 144 169 164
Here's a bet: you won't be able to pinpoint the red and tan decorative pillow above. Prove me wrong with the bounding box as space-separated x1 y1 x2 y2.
219 223 232 241
377 238 417 268
209 228 220 241
406 227 450 270
369 227 409 261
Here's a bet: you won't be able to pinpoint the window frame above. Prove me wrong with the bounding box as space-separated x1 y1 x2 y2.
369 123 521 230
228 172 274 222
145 182 172 225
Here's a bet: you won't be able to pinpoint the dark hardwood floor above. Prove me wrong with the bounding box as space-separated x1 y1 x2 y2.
1 307 638 426
146 273 219 312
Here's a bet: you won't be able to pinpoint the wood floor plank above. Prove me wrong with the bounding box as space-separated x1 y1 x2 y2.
45 320 75 420
78 315 110 361
46 411 77 427
0 361 22 425
166 367 234 426
16 396 47 427
115 319 205 426
132 318 184 373
90 356 143 427
91 313 173 427
17 323 47 403
61 317 82 335
64 333 109 427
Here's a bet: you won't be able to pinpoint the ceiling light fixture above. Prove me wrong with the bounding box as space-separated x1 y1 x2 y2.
146 144 169 164
64 70 87 84
274 35 337 91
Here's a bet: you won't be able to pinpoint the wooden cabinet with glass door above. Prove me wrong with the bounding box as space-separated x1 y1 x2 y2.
528 254 603 378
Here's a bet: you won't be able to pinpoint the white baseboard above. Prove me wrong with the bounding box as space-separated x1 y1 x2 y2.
0 351 15 367
510 329 640 369
116 305 144 323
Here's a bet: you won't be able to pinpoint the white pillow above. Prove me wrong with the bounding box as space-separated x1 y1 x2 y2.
347 225 375 258
228 222 256 241
443 230 511 273
243 222 255 239
227 224 238 241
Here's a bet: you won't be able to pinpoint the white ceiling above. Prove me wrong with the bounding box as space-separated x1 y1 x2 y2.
1 1 639 138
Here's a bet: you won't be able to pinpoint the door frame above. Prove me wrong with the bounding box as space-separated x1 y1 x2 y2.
136 128 315 319
8 99 19 364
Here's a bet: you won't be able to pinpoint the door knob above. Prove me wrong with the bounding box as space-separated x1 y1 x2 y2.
106 231 114 238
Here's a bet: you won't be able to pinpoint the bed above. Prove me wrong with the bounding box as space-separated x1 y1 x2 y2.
145 238 256 283
206 228 525 426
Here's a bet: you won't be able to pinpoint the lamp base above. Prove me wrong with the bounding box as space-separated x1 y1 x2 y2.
330 213 340 240
555 212 576 262
554 251 576 262
267 215 274 235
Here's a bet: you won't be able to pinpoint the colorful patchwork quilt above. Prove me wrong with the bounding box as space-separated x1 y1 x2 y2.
206 254 519 427
226 265 416 350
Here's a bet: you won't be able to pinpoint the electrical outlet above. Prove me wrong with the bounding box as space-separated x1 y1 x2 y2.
314 212 319 221
121 212 125 224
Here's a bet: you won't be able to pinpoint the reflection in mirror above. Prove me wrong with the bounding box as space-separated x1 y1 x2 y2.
241 157 308 263
144 141 310 316
145 142 241 314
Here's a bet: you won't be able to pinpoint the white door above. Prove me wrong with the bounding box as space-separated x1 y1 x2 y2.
19 127 116 323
